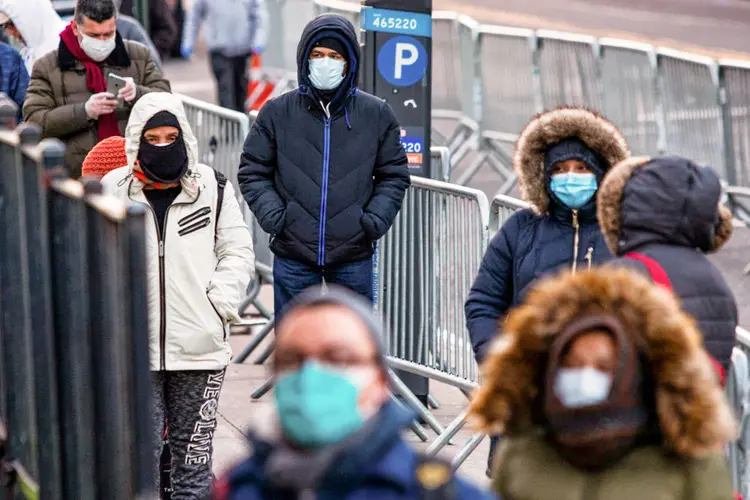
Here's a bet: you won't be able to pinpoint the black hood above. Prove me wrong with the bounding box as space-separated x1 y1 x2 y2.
296 14 360 113
617 156 722 252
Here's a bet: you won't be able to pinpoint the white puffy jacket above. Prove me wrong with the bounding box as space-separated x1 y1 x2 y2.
102 93 255 371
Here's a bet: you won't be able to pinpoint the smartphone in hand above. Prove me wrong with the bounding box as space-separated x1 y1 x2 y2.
107 73 128 107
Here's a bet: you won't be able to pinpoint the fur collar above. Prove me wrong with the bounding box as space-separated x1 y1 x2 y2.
58 32 132 71
597 156 734 255
468 267 736 458
514 107 630 215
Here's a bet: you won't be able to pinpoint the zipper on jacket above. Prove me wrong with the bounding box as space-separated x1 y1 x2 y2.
178 206 211 226
585 247 594 270
130 184 200 371
317 100 332 267
571 210 580 274
206 289 226 340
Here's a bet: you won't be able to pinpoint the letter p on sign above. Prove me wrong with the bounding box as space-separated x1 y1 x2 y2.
394 43 418 79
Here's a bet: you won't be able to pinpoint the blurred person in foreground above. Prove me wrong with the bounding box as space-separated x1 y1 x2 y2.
597 155 737 380
81 135 127 178
0 41 28 121
238 14 410 318
214 286 496 500
0 0 66 74
23 0 170 178
101 92 255 498
464 107 630 473
181 0 268 112
470 267 736 500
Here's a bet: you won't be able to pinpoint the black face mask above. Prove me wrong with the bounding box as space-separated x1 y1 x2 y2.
138 135 189 183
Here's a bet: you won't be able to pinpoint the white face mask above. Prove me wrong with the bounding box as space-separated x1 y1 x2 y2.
309 57 346 91
79 32 116 62
554 367 612 409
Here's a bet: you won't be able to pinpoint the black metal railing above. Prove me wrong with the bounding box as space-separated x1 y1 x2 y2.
0 95 155 499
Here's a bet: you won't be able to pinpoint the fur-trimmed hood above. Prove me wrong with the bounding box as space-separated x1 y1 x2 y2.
469 267 735 458
597 156 733 255
514 107 630 214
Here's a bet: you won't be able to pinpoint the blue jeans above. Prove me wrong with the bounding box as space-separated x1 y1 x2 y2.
272 257 374 322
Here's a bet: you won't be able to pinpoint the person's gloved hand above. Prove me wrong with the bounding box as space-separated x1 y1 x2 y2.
85 92 118 120
118 76 136 103
180 43 193 59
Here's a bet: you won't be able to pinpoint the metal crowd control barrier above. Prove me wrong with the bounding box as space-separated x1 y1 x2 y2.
376 176 490 466
0 101 154 499
301 0 750 198
489 193 530 235
729 327 750 498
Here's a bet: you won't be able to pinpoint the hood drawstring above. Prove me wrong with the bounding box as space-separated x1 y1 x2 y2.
344 107 351 130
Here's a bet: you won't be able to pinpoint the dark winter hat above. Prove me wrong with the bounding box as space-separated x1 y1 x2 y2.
279 285 388 371
313 36 349 62
142 110 181 134
545 138 605 177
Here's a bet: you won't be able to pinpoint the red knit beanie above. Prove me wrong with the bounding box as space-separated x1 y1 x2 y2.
82 136 128 179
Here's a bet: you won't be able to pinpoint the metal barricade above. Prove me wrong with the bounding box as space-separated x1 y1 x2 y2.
377 176 490 466
720 59 750 188
489 193 530 236
537 30 601 110
657 49 727 179
0 101 154 499
599 39 660 156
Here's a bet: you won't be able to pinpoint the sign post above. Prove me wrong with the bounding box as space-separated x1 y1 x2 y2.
362 0 432 408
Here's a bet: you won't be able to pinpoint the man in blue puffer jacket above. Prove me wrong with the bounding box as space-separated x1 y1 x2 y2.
0 40 28 121
237 14 410 318
464 107 631 474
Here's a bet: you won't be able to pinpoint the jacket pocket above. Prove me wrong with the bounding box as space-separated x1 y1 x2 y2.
178 217 211 237
206 291 227 340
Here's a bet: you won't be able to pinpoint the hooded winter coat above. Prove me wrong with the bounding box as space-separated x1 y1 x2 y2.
237 14 410 267
597 156 737 372
0 42 28 121
0 0 65 74
216 402 496 500
101 92 255 371
465 107 630 362
23 34 170 178
469 267 736 500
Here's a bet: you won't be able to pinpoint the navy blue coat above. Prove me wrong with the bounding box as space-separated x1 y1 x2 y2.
0 42 29 121
219 402 497 500
466 203 612 362
598 156 738 371
237 15 410 267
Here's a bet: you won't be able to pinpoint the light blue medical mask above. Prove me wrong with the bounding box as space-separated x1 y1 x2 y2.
275 361 371 448
308 57 346 91
554 367 612 408
549 173 598 209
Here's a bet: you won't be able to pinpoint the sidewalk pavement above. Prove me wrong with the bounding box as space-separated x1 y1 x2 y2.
212 286 491 488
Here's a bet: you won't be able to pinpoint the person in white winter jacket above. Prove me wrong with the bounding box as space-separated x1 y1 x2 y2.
101 92 255 498
0 0 66 74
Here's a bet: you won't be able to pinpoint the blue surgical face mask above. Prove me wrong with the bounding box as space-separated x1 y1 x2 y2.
554 367 612 408
275 361 372 448
549 172 598 209
309 57 346 91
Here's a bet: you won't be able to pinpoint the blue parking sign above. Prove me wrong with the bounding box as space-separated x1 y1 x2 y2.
377 35 428 87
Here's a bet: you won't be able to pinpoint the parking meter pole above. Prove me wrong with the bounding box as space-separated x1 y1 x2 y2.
362 0 432 408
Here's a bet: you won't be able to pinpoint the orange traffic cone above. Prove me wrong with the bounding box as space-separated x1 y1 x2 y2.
246 53 275 112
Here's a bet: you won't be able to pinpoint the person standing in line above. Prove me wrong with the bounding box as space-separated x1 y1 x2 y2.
237 14 410 319
23 0 170 178
101 92 255 498
0 41 28 121
0 0 66 75
464 107 630 475
470 267 735 500
597 155 737 376
214 286 497 500
181 0 269 112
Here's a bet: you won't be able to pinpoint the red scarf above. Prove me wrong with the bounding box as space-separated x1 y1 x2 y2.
60 23 121 141
133 169 180 190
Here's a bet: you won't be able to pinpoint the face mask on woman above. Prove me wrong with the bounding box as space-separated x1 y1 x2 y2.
274 361 374 448
550 173 598 209
80 32 116 62
554 367 612 408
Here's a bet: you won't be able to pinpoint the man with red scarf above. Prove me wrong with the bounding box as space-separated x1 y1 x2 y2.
23 0 169 178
